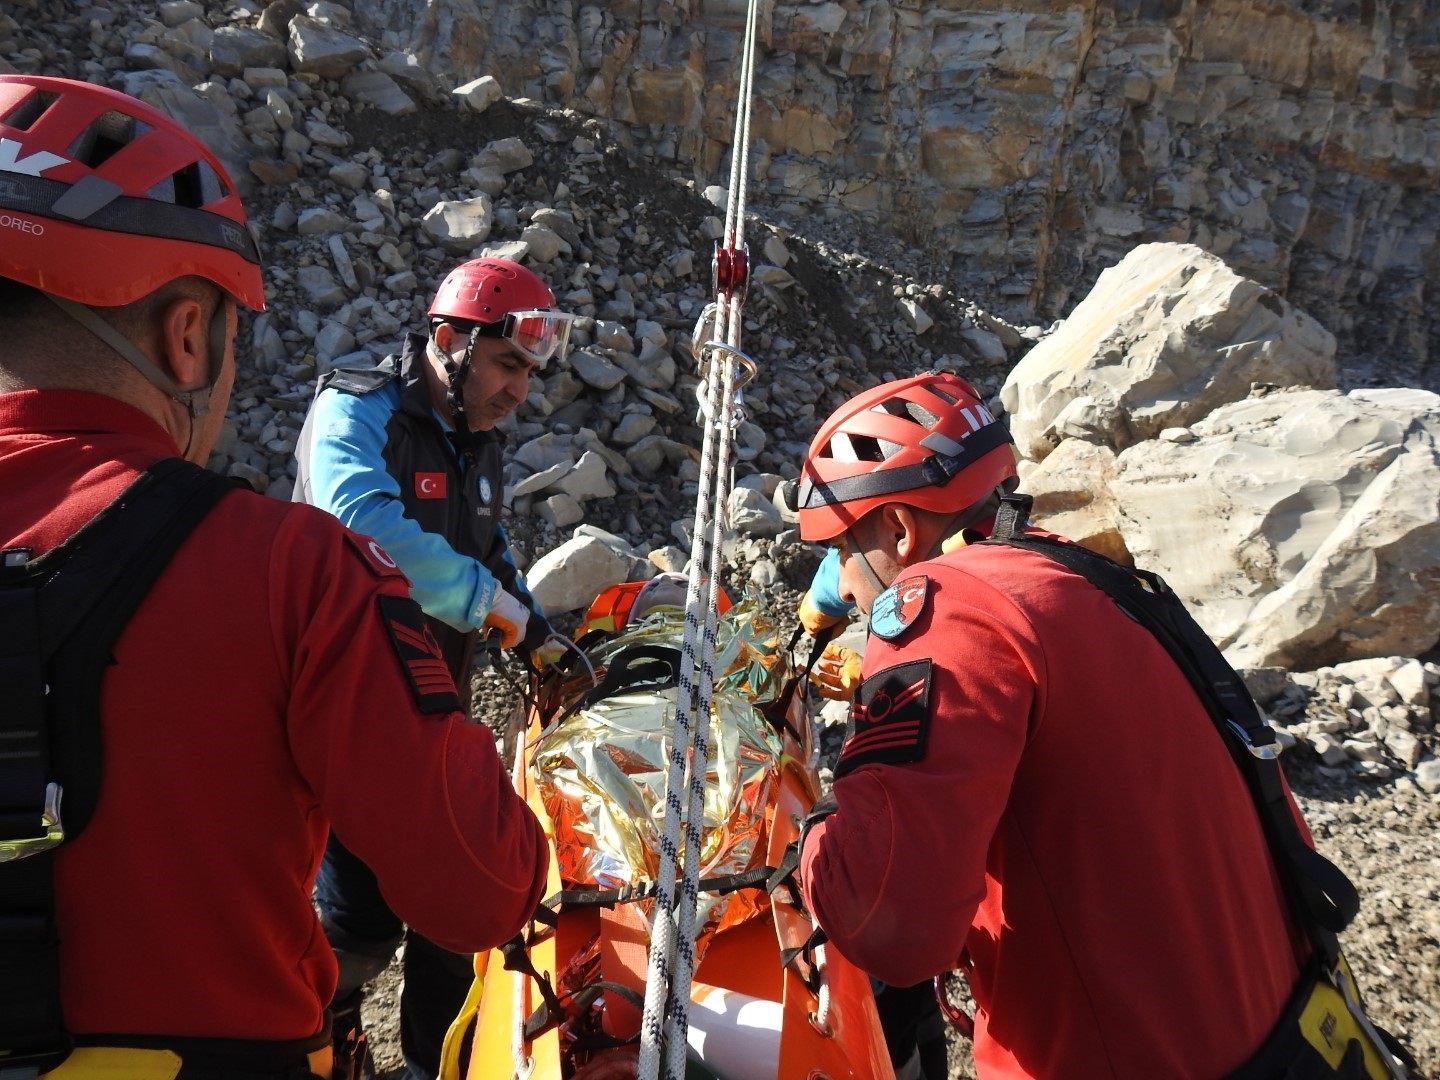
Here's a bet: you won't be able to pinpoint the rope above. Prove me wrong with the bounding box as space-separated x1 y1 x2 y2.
636 0 763 1075
664 352 742 1079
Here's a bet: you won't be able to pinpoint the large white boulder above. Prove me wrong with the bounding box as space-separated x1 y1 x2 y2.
526 533 633 614
1107 387 1440 668
1001 243 1337 463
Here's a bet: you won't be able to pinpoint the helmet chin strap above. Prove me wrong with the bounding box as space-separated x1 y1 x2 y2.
845 486 1012 597
842 528 892 598
45 293 223 459
431 327 478 441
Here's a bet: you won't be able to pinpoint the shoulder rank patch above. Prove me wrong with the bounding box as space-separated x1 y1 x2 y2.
869 573 929 641
377 594 463 715
835 658 933 779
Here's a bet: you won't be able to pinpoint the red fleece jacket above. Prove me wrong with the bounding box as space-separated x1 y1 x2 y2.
1 389 547 1043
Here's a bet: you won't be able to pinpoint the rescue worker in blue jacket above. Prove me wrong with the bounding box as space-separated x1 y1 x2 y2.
293 257 576 1080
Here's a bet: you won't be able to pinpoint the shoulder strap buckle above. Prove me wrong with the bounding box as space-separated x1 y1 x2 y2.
990 492 1033 540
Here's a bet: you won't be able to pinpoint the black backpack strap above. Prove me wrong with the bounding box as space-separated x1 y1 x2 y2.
0 458 237 1069
979 523 1360 963
317 361 397 398
990 491 1032 542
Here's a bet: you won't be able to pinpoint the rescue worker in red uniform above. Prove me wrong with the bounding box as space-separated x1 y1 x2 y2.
793 372 1307 1078
0 74 548 1077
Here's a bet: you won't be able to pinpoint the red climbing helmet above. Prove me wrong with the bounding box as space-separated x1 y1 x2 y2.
429 258 573 368
0 74 264 310
796 371 1018 542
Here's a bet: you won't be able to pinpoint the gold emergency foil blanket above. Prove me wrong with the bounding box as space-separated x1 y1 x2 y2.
531 600 788 937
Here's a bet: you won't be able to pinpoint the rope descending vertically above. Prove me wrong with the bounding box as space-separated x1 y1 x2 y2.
635 1 763 1076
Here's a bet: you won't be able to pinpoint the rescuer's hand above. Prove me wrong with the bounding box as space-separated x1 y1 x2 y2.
481 591 530 650
798 589 846 637
531 635 569 670
811 642 862 701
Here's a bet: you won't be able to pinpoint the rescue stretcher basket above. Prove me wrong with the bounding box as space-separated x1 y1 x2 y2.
440 596 894 1080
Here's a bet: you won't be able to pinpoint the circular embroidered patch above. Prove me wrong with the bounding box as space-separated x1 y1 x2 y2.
870 574 930 640
478 475 493 504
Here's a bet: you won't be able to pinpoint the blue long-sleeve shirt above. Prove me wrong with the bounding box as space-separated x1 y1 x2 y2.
293 335 547 664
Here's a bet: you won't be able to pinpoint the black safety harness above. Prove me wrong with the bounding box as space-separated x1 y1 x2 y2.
0 458 237 1073
981 492 1416 1079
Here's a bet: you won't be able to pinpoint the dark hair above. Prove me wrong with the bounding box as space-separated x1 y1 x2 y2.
0 277 56 324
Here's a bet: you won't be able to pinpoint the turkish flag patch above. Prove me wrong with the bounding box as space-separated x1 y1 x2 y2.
415 471 447 499
836 659 932 779
378 594 463 715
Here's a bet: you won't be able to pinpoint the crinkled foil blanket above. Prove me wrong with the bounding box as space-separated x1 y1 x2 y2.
531 599 791 949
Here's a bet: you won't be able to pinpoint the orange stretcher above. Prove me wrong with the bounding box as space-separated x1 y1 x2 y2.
439 591 894 1080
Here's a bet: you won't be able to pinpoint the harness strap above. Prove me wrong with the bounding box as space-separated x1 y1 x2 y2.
981 493 1359 961
536 863 786 918
549 645 683 732
507 859 804 1048
0 459 237 1070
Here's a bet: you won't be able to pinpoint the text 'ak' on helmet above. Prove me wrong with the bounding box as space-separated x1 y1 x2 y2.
0 74 264 311
794 371 1019 542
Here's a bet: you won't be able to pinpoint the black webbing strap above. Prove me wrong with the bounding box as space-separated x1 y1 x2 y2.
0 172 262 265
797 420 1012 510
544 644 684 736
0 458 237 1068
506 858 808 1039
982 493 1359 961
535 862 786 920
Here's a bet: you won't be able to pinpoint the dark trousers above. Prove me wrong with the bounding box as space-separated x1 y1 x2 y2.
314 833 474 1080
873 978 949 1080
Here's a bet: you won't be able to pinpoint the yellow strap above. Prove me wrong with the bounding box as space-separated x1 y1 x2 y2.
36 1043 328 1080
1297 960 1395 1079
41 1047 182 1080
437 957 487 1080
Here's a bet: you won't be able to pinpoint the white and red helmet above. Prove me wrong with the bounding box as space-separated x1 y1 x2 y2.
796 371 1018 542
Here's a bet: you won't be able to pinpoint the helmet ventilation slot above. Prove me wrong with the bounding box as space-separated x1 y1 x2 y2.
68 110 142 169
2 90 58 130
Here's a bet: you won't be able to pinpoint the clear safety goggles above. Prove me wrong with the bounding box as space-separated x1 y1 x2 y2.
476 309 576 369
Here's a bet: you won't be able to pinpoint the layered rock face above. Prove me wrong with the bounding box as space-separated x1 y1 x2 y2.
353 0 1440 384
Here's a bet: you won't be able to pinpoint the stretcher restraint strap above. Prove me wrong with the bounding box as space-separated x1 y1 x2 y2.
0 459 236 1069
637 1 763 1076
502 858 808 1047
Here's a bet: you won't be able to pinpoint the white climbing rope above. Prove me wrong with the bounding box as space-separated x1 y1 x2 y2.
636 0 764 1076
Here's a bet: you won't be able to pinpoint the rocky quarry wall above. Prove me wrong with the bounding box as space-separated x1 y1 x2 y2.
349 0 1440 388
